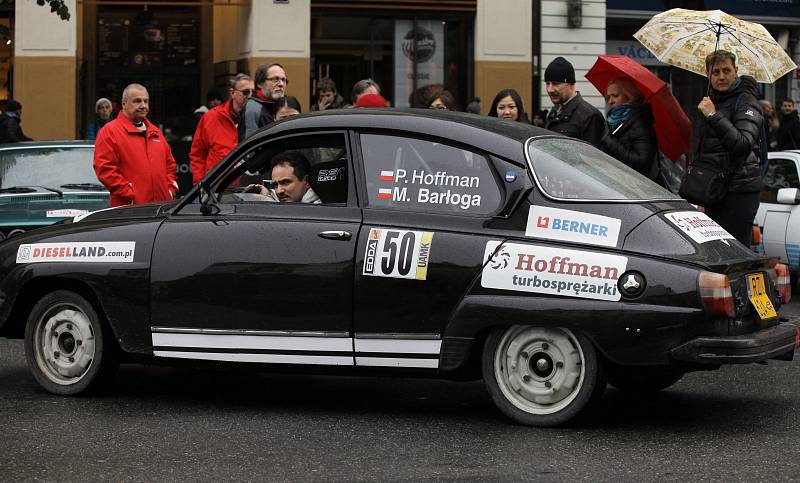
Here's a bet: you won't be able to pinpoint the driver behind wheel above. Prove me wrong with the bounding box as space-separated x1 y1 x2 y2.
245 152 321 204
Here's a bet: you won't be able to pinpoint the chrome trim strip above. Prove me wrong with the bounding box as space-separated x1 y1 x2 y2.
154 351 354 365
354 333 440 340
151 327 350 338
355 357 439 369
152 333 352 352
523 136 680 204
354 338 442 354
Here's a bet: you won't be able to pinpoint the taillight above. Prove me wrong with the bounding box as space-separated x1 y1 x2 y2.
795 327 800 348
751 225 762 246
768 263 792 303
698 271 736 318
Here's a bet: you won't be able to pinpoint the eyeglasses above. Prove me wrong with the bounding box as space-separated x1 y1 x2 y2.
234 88 253 96
266 76 288 84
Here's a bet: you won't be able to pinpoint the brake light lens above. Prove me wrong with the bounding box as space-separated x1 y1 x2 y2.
698 271 736 318
751 225 761 246
769 263 792 303
796 327 800 348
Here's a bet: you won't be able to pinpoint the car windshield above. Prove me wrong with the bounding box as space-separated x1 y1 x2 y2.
527 138 679 201
0 147 100 190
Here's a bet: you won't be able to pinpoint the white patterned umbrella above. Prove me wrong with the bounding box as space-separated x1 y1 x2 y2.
634 8 796 83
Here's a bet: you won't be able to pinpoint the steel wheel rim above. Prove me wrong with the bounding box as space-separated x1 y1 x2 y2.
494 326 585 415
33 303 96 386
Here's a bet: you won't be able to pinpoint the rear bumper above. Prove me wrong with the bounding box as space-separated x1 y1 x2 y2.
670 323 798 364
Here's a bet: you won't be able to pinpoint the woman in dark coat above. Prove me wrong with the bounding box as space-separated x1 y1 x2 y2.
599 77 659 181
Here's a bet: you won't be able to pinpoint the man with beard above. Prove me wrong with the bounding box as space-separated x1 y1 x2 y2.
691 50 764 245
777 98 800 150
239 63 288 141
93 83 178 207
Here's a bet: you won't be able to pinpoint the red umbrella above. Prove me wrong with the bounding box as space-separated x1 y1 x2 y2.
585 55 691 161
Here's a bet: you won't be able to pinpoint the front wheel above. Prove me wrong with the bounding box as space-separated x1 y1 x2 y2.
483 326 603 427
24 290 118 395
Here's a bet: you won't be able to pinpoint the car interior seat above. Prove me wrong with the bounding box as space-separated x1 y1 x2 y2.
309 157 348 204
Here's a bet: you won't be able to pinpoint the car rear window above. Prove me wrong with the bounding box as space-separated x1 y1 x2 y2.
526 138 679 201
0 147 100 190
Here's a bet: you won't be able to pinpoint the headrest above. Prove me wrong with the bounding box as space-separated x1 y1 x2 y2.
309 158 348 203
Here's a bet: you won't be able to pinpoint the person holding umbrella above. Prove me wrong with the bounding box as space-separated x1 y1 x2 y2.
690 50 764 245
598 77 659 181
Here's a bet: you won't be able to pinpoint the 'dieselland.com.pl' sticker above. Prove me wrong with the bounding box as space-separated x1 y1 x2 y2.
16 242 136 264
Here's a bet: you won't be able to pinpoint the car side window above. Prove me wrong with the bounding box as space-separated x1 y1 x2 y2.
214 133 350 205
359 133 502 215
761 158 800 203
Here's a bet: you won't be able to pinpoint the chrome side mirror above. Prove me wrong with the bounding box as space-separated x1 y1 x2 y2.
776 187 800 205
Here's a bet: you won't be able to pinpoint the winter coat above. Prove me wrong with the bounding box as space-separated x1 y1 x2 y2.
544 92 607 148
777 110 800 150
694 75 763 193
600 103 659 179
86 115 112 141
0 112 31 143
190 99 238 184
93 115 178 207
238 93 276 142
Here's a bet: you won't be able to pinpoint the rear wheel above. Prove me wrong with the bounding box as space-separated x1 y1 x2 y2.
483 326 603 427
24 290 118 395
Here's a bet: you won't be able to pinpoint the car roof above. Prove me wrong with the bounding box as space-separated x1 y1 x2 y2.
253 108 555 162
0 140 94 151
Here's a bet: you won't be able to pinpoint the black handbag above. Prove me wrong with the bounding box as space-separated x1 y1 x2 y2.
678 160 728 205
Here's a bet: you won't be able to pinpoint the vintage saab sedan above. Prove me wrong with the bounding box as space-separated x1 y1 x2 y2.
0 110 797 427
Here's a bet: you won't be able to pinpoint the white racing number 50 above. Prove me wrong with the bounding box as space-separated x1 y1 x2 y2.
362 228 434 280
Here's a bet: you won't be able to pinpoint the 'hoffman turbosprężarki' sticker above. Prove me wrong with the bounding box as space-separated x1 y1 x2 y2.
16 242 136 264
481 241 628 301
525 206 622 247
376 169 481 210
664 211 735 244
363 228 434 280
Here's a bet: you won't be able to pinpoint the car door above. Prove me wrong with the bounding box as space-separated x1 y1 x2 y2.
350 132 509 369
148 131 361 366
760 154 800 266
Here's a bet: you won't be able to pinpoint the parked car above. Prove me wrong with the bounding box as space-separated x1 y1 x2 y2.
754 151 800 289
0 110 796 427
0 141 109 240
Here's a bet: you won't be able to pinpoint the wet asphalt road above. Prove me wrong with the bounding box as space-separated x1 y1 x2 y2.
0 306 798 481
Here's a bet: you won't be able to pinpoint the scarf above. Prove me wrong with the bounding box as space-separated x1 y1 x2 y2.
606 102 638 132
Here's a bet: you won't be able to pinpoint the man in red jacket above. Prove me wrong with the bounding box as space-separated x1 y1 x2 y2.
190 73 254 184
93 83 178 207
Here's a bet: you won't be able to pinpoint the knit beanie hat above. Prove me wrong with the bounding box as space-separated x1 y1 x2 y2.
5 100 21 112
544 57 575 84
95 97 112 113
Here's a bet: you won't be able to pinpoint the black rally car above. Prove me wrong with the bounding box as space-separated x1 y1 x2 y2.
0 110 796 427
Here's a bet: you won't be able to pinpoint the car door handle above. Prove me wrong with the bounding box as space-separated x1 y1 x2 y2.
318 230 352 240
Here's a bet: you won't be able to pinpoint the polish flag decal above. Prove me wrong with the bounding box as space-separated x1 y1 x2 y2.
377 188 392 199
380 170 394 181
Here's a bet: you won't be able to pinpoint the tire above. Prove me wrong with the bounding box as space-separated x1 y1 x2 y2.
24 290 118 395
482 326 603 427
608 368 684 393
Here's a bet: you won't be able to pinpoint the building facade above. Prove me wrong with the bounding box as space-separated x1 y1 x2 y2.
3 0 799 142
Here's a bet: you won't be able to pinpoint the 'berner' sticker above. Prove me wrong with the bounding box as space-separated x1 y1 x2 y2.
526 206 621 247
665 211 735 244
363 228 434 280
481 241 627 301
16 242 136 264
46 209 90 218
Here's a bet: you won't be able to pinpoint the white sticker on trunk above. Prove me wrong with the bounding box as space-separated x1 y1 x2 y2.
525 206 621 247
362 228 434 280
45 209 90 218
665 211 735 244
481 241 627 301
16 242 136 263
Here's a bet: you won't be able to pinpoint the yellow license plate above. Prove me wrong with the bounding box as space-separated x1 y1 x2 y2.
746 273 778 320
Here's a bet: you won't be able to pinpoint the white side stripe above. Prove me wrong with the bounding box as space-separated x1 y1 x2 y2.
154 351 353 366
354 338 442 354
152 333 352 352
356 357 439 368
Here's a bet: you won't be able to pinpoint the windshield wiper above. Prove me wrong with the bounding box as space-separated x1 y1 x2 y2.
60 183 106 191
0 185 63 196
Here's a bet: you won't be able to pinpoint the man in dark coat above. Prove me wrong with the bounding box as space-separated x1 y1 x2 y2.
777 98 800 150
693 50 763 245
0 100 32 143
543 57 606 148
